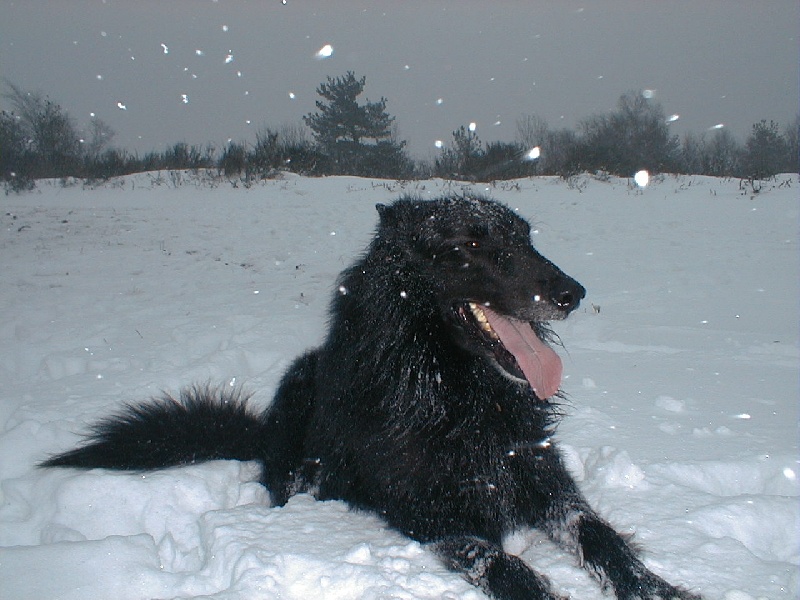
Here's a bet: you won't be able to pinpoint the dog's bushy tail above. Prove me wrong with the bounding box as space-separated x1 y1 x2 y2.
40 385 267 470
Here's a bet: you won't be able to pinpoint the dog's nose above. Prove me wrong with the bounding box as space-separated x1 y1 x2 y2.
550 279 585 312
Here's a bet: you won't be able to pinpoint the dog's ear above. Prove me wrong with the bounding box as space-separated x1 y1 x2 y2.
376 203 393 225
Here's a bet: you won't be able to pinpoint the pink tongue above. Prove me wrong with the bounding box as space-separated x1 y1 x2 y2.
482 307 563 399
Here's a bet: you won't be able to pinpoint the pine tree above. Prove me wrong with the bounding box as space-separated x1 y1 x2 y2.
303 72 409 177
742 120 789 179
435 125 484 179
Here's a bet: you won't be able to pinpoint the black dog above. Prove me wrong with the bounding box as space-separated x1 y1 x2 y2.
43 196 699 600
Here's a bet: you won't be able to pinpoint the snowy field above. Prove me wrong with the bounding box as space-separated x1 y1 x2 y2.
0 172 797 599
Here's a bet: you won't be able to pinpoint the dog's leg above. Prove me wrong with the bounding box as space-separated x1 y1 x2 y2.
432 536 566 600
533 465 701 600
571 516 701 599
260 351 318 506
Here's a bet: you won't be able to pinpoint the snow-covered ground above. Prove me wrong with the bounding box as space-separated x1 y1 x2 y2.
0 173 797 599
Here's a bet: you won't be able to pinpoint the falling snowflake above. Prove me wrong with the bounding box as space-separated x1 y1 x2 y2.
634 170 649 187
525 147 541 161
315 44 333 59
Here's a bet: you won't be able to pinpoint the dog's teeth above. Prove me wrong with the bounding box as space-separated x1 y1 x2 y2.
469 303 499 339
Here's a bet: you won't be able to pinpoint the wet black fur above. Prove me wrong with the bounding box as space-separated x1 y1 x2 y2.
43 196 699 599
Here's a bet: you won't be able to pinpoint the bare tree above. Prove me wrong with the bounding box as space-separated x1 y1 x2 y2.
783 115 799 174
680 132 707 175
278 122 309 150
580 91 679 176
3 81 82 176
83 117 116 158
702 128 739 177
515 114 549 150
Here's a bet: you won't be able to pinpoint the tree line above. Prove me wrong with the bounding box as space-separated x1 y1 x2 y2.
1 73 797 192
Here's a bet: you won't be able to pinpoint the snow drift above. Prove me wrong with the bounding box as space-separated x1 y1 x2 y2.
0 173 797 599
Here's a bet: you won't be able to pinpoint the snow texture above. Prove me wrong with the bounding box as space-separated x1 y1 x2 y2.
1 172 797 599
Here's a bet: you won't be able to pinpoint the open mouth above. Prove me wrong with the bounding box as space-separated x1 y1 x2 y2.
457 302 563 400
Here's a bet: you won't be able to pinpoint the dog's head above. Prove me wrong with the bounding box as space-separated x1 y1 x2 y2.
376 196 585 400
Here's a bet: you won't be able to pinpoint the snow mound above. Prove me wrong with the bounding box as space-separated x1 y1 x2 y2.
1 174 797 599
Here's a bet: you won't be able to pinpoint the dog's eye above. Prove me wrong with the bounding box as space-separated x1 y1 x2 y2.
465 241 480 249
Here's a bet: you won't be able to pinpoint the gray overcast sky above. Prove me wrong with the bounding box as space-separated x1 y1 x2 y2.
2 0 797 158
